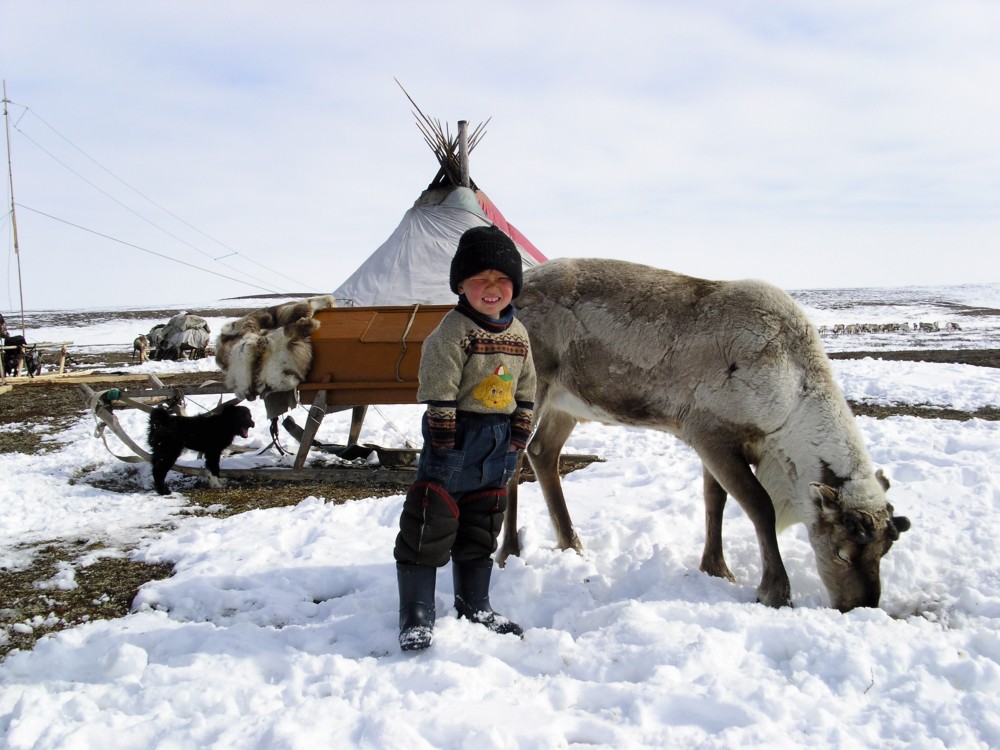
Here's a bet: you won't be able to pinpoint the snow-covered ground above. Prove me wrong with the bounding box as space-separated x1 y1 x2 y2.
1 284 999 749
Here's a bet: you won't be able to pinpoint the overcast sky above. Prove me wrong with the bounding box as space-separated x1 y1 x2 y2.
3 1 998 311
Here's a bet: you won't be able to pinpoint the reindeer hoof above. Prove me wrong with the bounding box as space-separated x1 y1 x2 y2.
564 534 584 555
756 586 793 609
699 557 736 583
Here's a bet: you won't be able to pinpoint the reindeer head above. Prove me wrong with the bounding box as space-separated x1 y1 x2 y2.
807 470 911 611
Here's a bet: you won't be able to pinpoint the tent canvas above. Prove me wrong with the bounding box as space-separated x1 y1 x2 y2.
332 108 546 307
333 187 545 307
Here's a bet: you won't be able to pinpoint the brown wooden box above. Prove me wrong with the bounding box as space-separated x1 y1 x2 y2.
298 305 450 406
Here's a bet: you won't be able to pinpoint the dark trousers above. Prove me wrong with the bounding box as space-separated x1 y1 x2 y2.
394 412 519 566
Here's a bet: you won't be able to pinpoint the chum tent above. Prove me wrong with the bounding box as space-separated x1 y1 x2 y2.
332 109 546 307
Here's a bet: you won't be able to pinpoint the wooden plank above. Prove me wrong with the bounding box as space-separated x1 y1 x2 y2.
214 465 416 484
1 370 99 385
102 381 230 399
297 380 418 407
294 388 328 470
347 405 368 445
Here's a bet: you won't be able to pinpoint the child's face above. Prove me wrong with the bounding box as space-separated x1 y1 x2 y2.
458 269 514 318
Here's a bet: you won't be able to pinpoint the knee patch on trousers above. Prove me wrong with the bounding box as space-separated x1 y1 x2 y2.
460 487 508 514
451 488 507 564
394 482 460 567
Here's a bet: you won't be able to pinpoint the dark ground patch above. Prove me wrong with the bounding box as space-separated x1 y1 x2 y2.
827 348 1000 369
829 348 1000 421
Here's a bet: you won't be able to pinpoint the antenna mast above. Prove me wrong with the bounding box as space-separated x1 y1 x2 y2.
3 80 26 335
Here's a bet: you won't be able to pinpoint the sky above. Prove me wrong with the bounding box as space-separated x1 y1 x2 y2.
2 286 1000 747
2 0 1000 312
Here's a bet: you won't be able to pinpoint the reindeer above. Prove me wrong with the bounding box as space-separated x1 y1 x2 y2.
500 258 910 612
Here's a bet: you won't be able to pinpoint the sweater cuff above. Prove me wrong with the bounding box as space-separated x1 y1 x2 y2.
426 405 457 450
510 408 533 451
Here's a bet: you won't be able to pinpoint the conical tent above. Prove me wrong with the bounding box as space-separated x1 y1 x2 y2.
332 112 546 307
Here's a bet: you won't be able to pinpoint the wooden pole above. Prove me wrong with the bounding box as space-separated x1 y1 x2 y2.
458 120 470 188
2 81 26 336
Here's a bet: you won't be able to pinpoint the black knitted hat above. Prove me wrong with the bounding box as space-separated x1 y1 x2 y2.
450 225 523 298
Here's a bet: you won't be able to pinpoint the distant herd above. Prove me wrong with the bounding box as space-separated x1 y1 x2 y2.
819 321 962 335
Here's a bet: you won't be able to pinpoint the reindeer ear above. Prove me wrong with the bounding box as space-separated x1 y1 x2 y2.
888 515 911 540
810 482 841 521
875 468 890 491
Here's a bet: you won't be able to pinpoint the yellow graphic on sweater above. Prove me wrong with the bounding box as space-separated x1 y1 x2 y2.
472 365 514 410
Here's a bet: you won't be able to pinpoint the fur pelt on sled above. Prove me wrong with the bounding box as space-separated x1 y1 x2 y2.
215 295 334 405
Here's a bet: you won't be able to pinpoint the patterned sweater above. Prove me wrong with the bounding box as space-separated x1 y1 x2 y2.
417 300 536 451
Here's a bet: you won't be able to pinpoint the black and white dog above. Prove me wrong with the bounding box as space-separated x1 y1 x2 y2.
147 402 255 495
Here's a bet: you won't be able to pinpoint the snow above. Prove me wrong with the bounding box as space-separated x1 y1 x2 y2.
2 285 1000 749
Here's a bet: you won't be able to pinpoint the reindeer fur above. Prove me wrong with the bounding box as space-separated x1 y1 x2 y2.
215 295 333 401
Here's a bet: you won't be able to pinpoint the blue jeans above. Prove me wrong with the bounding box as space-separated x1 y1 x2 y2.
418 411 519 494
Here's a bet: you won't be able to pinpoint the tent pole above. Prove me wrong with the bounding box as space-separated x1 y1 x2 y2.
458 120 470 188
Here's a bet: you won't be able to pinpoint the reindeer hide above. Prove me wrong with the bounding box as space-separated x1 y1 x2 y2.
216 295 333 404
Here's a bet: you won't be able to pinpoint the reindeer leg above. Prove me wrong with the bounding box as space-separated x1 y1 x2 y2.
498 450 525 566
699 451 791 608
499 405 582 560
699 465 735 582
527 407 582 554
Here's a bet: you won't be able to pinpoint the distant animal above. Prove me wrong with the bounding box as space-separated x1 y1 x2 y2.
147 402 255 495
21 344 42 377
500 258 911 612
132 335 149 363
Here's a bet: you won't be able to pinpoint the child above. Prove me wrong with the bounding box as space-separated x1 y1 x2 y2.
393 225 536 652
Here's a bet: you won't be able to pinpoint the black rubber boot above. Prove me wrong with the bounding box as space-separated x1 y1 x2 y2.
397 563 437 652
452 559 523 637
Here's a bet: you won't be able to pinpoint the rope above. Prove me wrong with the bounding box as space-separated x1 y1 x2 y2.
372 404 418 449
394 304 420 381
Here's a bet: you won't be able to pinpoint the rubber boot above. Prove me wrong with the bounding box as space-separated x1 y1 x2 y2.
397 563 437 652
452 559 523 637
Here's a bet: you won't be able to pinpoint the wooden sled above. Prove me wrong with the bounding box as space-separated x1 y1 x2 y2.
78 304 451 485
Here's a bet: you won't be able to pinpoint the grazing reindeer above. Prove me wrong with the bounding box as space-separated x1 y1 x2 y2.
500 258 910 611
